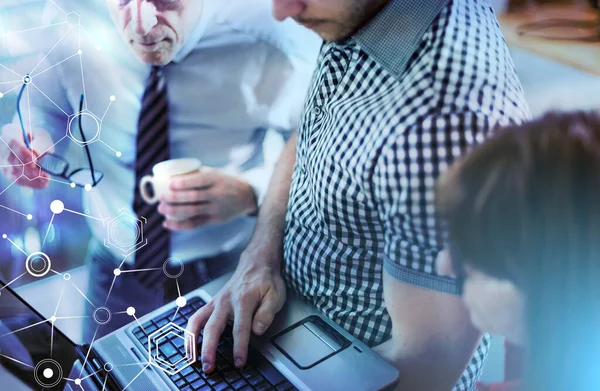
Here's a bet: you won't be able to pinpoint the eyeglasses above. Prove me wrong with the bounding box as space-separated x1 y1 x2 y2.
17 78 104 188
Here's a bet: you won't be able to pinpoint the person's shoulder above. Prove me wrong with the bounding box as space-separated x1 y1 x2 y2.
399 0 530 125
217 0 322 64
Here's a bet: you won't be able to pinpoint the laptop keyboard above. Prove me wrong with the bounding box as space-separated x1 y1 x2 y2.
132 296 298 391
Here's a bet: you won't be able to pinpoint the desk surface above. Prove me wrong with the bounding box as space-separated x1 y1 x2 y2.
499 5 600 76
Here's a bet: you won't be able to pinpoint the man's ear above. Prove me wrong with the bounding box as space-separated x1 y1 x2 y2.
435 248 455 277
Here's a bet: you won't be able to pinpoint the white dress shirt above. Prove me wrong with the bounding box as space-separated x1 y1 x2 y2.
13 0 320 263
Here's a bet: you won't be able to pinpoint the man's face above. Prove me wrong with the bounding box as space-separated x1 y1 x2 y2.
272 0 389 42
106 0 203 65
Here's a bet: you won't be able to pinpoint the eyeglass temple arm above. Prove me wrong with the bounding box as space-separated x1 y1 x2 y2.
77 94 98 184
17 83 32 150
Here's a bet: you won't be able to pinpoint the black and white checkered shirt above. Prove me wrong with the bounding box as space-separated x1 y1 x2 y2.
283 0 530 389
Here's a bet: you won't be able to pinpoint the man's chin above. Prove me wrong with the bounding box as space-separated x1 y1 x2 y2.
306 26 353 43
132 48 175 66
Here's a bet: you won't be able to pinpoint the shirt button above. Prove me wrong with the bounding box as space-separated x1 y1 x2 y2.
312 105 323 116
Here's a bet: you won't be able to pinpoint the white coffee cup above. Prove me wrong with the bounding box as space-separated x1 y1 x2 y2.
139 158 202 205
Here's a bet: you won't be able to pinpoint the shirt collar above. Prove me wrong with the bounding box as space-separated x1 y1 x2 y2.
172 1 223 64
352 0 449 78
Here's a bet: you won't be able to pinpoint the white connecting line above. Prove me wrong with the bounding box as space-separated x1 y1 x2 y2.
171 278 182 322
0 353 34 369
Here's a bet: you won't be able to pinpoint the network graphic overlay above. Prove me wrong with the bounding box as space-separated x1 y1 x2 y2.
1 202 196 390
0 7 120 196
0 1 197 390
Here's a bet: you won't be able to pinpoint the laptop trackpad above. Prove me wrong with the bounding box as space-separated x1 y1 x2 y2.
272 316 349 369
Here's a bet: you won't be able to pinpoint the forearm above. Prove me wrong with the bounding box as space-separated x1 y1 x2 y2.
243 133 297 267
381 272 483 391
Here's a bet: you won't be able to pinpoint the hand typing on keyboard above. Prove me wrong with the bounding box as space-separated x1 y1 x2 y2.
133 297 296 391
185 248 286 375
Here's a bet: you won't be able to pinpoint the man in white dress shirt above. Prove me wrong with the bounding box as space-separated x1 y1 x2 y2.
0 0 319 341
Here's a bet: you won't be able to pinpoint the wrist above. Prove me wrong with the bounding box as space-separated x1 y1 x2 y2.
240 241 283 270
242 181 259 216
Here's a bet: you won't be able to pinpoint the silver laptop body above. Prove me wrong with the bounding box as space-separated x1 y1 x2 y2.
93 274 399 391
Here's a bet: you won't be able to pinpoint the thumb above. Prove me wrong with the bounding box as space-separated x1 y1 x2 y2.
252 288 285 335
29 128 54 155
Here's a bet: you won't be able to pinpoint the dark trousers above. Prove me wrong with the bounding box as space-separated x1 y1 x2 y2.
82 240 241 343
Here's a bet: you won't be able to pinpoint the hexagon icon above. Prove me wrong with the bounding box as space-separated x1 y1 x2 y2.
65 12 81 27
148 323 196 376
103 208 147 257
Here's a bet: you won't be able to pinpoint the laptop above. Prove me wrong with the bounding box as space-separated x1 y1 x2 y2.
0 274 399 391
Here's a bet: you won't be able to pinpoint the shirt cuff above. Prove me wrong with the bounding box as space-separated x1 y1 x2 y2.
384 255 462 295
239 165 272 209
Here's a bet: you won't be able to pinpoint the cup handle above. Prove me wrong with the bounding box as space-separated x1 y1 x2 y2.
139 175 158 204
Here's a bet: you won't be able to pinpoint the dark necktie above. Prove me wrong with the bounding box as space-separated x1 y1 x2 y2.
133 66 170 287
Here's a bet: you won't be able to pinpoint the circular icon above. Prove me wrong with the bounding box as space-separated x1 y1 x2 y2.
104 362 114 372
34 359 63 388
25 252 52 278
67 112 101 145
176 296 187 308
50 200 65 214
93 306 112 325
163 258 184 279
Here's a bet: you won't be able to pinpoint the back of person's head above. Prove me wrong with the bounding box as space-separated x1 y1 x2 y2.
436 111 600 391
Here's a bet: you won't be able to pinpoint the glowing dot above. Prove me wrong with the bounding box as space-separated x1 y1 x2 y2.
26 214 33 220
43 368 54 379
50 316 57 323
1 234 6 239
75 379 81 385
109 95 116 102
50 200 64 214
70 182 76 188
116 151 122 157
126 307 136 316
113 268 121 276
77 49 82 55
176 296 187 308
63 273 71 281
84 184 92 191
0 93 4 98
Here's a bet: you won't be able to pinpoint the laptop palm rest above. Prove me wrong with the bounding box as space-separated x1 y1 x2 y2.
272 315 350 369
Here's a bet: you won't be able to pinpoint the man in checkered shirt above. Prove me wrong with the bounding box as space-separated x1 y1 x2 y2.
189 0 530 389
